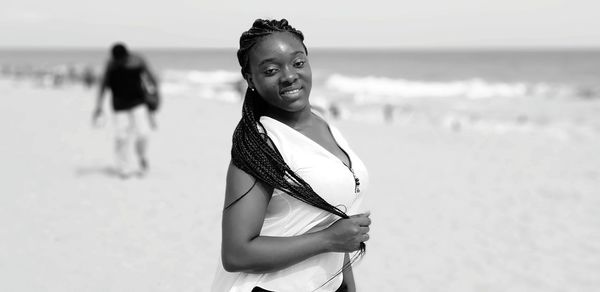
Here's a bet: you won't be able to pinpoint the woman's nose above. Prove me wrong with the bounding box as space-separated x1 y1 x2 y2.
280 65 298 84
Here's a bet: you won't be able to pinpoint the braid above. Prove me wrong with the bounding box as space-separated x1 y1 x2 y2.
230 88 348 219
232 18 345 219
230 19 365 282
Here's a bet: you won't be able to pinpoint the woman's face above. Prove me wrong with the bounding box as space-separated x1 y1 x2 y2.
246 32 312 115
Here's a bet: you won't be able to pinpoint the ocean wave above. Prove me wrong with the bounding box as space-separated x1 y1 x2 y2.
2 65 599 138
157 70 599 105
160 70 243 102
324 74 599 103
3 64 599 105
162 69 240 85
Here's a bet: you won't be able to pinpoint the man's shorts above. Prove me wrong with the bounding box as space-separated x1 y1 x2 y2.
113 105 151 140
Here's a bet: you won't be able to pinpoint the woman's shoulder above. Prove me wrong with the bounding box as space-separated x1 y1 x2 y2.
257 116 288 147
256 116 302 162
223 161 274 210
257 115 286 138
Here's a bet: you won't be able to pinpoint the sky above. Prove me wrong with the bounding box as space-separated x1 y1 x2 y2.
1 0 599 49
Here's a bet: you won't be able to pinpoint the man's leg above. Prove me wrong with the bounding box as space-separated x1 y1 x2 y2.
132 105 152 174
135 135 149 172
113 111 134 178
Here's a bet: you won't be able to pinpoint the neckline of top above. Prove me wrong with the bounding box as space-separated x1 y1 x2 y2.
260 112 353 169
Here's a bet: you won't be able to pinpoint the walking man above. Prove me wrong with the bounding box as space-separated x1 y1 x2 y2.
93 43 159 178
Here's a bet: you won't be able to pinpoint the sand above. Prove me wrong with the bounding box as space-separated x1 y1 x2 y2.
1 80 599 291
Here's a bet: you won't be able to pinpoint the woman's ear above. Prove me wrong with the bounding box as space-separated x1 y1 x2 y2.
244 73 255 90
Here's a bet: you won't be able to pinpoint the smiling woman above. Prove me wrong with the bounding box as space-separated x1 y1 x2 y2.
244 31 312 116
211 19 371 292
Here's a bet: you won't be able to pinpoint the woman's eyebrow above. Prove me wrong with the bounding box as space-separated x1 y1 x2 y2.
257 51 306 67
292 50 306 57
258 58 277 67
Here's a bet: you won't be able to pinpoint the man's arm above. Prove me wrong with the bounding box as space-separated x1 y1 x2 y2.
93 63 110 121
139 56 158 86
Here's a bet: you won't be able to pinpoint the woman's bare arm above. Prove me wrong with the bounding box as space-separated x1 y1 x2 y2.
221 162 370 273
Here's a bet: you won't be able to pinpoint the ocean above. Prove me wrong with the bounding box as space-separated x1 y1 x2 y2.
1 48 599 137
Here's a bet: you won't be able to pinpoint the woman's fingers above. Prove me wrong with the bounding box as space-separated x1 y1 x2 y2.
362 233 370 242
352 215 371 227
328 212 372 252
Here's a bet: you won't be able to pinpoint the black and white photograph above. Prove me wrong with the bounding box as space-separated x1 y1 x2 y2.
1 1 599 291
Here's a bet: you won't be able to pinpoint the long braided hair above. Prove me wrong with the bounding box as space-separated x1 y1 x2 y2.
231 18 350 219
229 19 364 286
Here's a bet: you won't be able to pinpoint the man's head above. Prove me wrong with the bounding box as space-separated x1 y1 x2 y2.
111 43 129 61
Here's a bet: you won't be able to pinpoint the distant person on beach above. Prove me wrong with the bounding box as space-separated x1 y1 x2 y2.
329 103 341 120
82 66 96 88
383 104 394 123
93 42 159 178
212 19 371 292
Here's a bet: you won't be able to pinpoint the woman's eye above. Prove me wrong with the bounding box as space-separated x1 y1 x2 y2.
294 60 305 68
264 68 278 75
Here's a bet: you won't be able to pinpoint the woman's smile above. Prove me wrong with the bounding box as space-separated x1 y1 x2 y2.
280 87 303 99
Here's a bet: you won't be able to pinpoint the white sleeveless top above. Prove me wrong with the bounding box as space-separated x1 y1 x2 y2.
211 114 369 292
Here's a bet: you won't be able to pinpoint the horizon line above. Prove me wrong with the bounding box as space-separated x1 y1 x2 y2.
1 45 600 52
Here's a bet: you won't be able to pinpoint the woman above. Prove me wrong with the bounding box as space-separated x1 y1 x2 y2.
212 19 371 292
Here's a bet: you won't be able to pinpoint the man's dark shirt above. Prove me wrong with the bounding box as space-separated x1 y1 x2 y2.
106 56 146 111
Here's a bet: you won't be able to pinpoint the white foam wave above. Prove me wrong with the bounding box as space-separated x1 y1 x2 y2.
161 69 243 102
162 69 240 85
325 74 580 103
156 70 600 108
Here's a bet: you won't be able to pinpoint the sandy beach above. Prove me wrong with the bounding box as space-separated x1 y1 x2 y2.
1 79 599 291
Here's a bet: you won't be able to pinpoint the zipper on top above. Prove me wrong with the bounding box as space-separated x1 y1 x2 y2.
333 138 360 194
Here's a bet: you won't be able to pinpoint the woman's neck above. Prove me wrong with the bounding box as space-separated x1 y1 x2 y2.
265 105 314 130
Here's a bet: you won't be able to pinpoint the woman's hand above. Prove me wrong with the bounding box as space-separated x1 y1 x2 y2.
325 212 371 253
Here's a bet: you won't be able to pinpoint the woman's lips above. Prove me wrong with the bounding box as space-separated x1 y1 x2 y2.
280 87 302 98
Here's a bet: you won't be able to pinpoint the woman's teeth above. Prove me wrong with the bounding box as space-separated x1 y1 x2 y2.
282 88 300 95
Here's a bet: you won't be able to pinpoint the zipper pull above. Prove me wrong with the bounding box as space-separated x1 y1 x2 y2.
350 168 360 194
